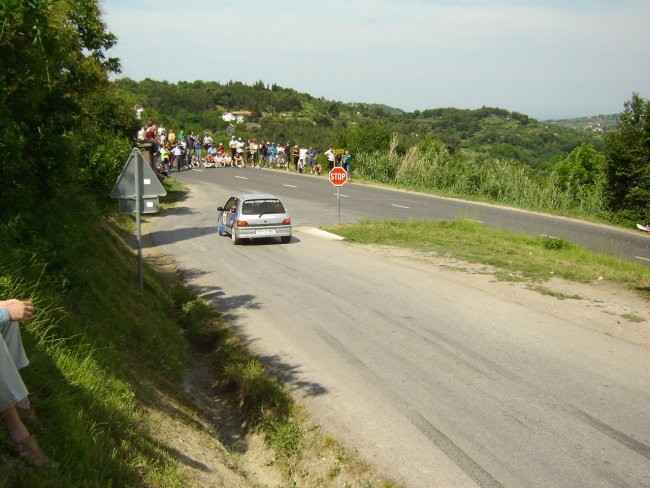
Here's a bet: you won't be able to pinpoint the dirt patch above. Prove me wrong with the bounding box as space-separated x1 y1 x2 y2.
361 245 650 349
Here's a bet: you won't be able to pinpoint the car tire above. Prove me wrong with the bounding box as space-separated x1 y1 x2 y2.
281 236 291 244
231 229 241 245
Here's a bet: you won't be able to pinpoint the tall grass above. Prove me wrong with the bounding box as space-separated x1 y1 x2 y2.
353 140 607 219
0 214 189 487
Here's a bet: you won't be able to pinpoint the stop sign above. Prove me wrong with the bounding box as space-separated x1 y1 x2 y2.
329 166 348 186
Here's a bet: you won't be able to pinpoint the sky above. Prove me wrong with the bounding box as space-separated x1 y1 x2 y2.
101 0 650 120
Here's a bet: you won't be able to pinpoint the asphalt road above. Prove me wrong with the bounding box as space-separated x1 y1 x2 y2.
148 167 650 487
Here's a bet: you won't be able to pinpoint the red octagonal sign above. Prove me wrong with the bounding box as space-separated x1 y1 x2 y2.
329 166 348 186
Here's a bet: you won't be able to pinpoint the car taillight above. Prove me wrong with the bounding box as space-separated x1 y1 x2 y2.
236 220 248 227
282 218 291 225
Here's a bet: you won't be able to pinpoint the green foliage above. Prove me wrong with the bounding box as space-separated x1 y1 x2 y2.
603 93 650 223
337 124 393 154
0 0 133 222
551 143 605 210
0 212 189 487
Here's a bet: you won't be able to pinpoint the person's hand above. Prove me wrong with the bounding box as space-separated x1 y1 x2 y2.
0 299 34 321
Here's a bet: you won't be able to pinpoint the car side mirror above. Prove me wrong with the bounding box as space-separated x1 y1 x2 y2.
217 207 224 211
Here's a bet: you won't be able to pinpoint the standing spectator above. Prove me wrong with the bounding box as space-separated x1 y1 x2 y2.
342 150 352 174
324 147 336 171
250 139 259 167
229 136 237 159
1 299 55 468
159 144 170 173
236 138 245 159
168 129 176 144
283 143 291 169
192 132 202 162
243 139 251 166
260 142 269 167
157 125 166 146
171 144 183 172
177 130 185 141
292 145 299 172
186 133 195 163
269 143 278 166
307 147 317 173
298 146 308 171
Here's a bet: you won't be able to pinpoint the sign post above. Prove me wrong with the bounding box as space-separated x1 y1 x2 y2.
329 167 348 225
111 147 167 289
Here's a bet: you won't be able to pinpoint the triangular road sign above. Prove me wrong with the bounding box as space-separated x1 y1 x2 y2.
110 148 167 198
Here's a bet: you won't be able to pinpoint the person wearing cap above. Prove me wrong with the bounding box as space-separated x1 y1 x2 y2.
324 147 336 171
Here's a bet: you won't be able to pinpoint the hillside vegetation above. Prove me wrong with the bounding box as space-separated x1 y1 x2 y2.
116 78 604 169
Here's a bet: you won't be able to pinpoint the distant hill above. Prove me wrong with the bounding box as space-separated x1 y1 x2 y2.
543 114 619 134
115 78 607 169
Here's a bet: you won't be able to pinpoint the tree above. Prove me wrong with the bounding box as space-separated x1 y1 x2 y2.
552 143 605 199
0 0 122 217
603 93 650 223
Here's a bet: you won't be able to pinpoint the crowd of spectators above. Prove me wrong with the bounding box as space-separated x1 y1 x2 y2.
138 121 351 177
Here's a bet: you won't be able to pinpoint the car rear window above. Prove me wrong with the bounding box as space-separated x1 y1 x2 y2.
242 199 286 215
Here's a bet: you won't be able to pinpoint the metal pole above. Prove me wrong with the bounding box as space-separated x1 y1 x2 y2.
337 186 341 226
135 152 143 290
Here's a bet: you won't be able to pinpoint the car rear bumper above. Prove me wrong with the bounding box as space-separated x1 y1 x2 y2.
237 225 292 239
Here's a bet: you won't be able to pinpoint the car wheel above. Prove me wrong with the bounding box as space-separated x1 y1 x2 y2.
231 229 241 245
281 236 291 244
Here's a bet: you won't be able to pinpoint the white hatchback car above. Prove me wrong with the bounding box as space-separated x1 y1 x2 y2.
217 193 292 245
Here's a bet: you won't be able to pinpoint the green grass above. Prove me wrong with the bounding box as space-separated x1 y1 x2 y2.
323 219 650 290
0 214 190 487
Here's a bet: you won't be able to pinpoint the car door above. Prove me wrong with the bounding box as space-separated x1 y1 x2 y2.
226 197 239 232
219 197 237 232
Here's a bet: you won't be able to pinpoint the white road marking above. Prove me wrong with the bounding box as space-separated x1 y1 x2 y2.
464 218 484 224
334 193 350 198
541 234 560 239
392 204 410 209
297 227 345 240
635 256 650 262
283 184 297 188
235 176 248 180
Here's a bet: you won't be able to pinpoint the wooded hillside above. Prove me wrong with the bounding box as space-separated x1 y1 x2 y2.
115 78 604 169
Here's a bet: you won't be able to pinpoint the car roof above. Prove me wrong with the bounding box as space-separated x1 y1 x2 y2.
234 193 282 201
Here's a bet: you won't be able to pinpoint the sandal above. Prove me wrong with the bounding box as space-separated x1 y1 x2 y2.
9 434 57 468
17 405 38 423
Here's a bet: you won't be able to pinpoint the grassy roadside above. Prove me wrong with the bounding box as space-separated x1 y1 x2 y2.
323 219 650 292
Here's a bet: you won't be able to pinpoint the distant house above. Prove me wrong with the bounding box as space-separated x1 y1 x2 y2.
222 110 252 124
